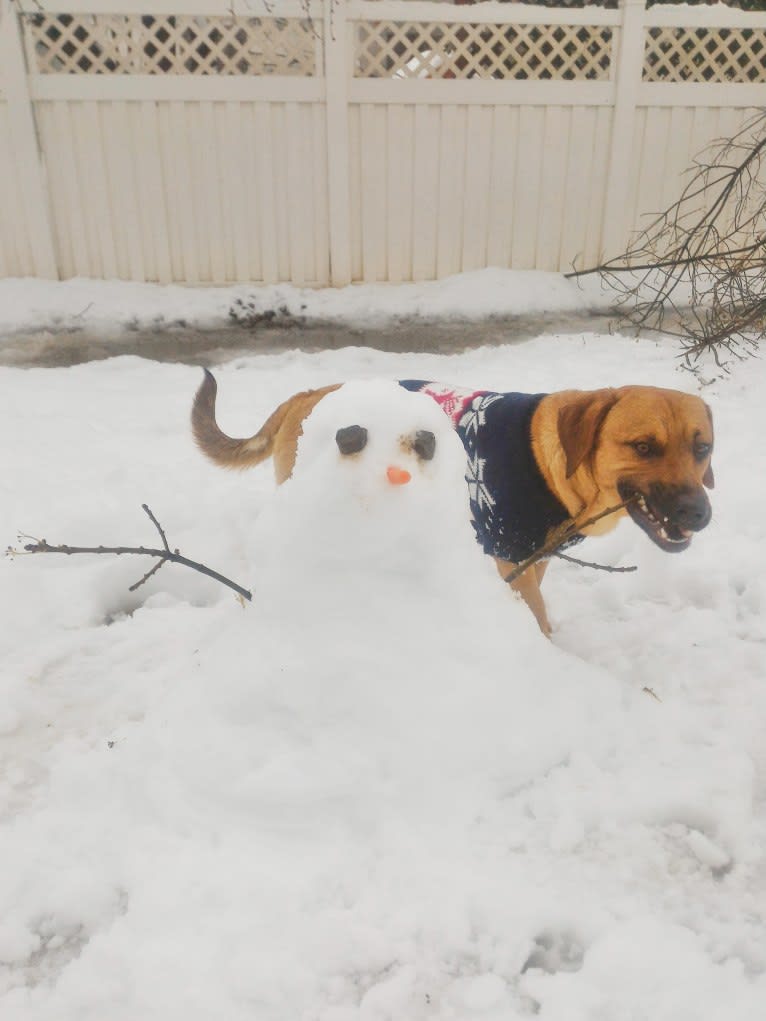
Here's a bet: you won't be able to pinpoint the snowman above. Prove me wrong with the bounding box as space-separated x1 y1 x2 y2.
243 379 537 637
188 380 616 836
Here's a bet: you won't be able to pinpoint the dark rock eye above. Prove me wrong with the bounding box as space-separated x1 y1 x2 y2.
335 425 368 455
412 430 436 461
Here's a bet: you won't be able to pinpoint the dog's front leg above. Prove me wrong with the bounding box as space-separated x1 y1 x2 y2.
494 558 552 638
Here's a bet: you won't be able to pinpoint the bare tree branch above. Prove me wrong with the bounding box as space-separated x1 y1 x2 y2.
7 506 252 602
129 557 167 593
553 551 637 573
142 503 170 552
570 109 766 368
503 497 637 585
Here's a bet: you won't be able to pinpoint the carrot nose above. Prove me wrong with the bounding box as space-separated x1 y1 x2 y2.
387 466 411 486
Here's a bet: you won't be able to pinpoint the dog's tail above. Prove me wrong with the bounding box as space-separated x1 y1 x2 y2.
191 369 281 470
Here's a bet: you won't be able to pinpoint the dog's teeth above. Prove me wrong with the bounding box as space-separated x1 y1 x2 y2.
635 494 661 526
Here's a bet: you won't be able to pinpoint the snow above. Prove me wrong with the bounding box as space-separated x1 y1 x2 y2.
0 269 611 337
1 273 765 1020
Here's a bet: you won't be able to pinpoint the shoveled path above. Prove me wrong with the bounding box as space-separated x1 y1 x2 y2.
0 310 630 369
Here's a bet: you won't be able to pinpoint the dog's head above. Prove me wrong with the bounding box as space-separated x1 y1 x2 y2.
557 386 714 552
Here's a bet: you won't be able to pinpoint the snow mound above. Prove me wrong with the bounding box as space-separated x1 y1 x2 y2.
1 350 765 1020
179 381 617 826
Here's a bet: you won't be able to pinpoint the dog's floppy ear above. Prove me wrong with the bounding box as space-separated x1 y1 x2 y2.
703 402 715 489
558 389 619 479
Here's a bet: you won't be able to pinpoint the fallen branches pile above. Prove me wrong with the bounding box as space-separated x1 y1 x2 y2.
570 109 766 368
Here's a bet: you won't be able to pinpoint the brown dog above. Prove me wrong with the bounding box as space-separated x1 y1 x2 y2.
192 372 714 635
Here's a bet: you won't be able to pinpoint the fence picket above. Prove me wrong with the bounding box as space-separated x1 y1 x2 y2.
242 105 262 284
156 103 182 282
254 101 279 285
312 103 330 286
271 104 292 282
222 101 248 283
512 107 545 271
537 105 570 272
660 106 694 213
360 103 387 282
57 102 92 277
638 107 673 228
412 104 440 281
198 100 226 284
582 108 612 268
462 106 493 273
486 105 516 271
284 103 307 286
0 104 21 275
166 102 198 284
87 101 119 278
559 107 595 274
116 101 171 284
387 103 414 284
435 104 466 281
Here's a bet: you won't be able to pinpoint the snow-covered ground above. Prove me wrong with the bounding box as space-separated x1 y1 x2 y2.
1 272 765 1020
0 269 612 337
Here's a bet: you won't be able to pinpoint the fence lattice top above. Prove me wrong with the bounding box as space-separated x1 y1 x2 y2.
24 14 316 76
354 21 614 80
643 26 766 82
19 8 766 83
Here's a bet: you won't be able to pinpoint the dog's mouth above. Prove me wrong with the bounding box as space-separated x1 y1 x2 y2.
618 482 693 553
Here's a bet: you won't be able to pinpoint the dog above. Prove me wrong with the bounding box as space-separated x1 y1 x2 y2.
191 371 714 635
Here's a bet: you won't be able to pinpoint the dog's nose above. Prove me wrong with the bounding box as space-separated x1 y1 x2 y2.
673 491 711 531
387 466 411 486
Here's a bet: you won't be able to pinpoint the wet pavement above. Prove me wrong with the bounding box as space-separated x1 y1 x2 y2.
0 309 627 369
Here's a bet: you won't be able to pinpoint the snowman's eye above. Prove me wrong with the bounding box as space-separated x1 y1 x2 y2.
412 430 436 461
335 425 368 455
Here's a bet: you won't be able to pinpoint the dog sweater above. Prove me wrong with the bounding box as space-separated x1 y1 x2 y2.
399 380 584 563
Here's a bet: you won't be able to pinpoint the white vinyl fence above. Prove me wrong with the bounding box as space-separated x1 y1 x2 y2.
1 0 765 285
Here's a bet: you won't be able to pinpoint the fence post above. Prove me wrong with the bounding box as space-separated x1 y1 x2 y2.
601 0 646 262
323 0 352 287
0 0 58 278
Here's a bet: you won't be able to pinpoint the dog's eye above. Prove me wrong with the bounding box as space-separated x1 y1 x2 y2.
694 441 712 459
412 430 436 461
336 425 368 455
631 440 655 458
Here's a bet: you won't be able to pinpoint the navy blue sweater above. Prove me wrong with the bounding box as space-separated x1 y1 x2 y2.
399 380 582 562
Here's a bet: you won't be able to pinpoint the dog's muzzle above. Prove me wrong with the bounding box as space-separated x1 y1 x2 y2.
618 480 711 553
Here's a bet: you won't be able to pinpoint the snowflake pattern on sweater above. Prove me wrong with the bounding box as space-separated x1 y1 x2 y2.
457 392 504 515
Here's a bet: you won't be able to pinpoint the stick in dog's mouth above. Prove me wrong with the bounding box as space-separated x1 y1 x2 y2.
617 483 697 552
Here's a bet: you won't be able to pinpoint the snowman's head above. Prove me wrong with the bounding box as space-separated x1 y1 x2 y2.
289 380 466 501
252 381 473 578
